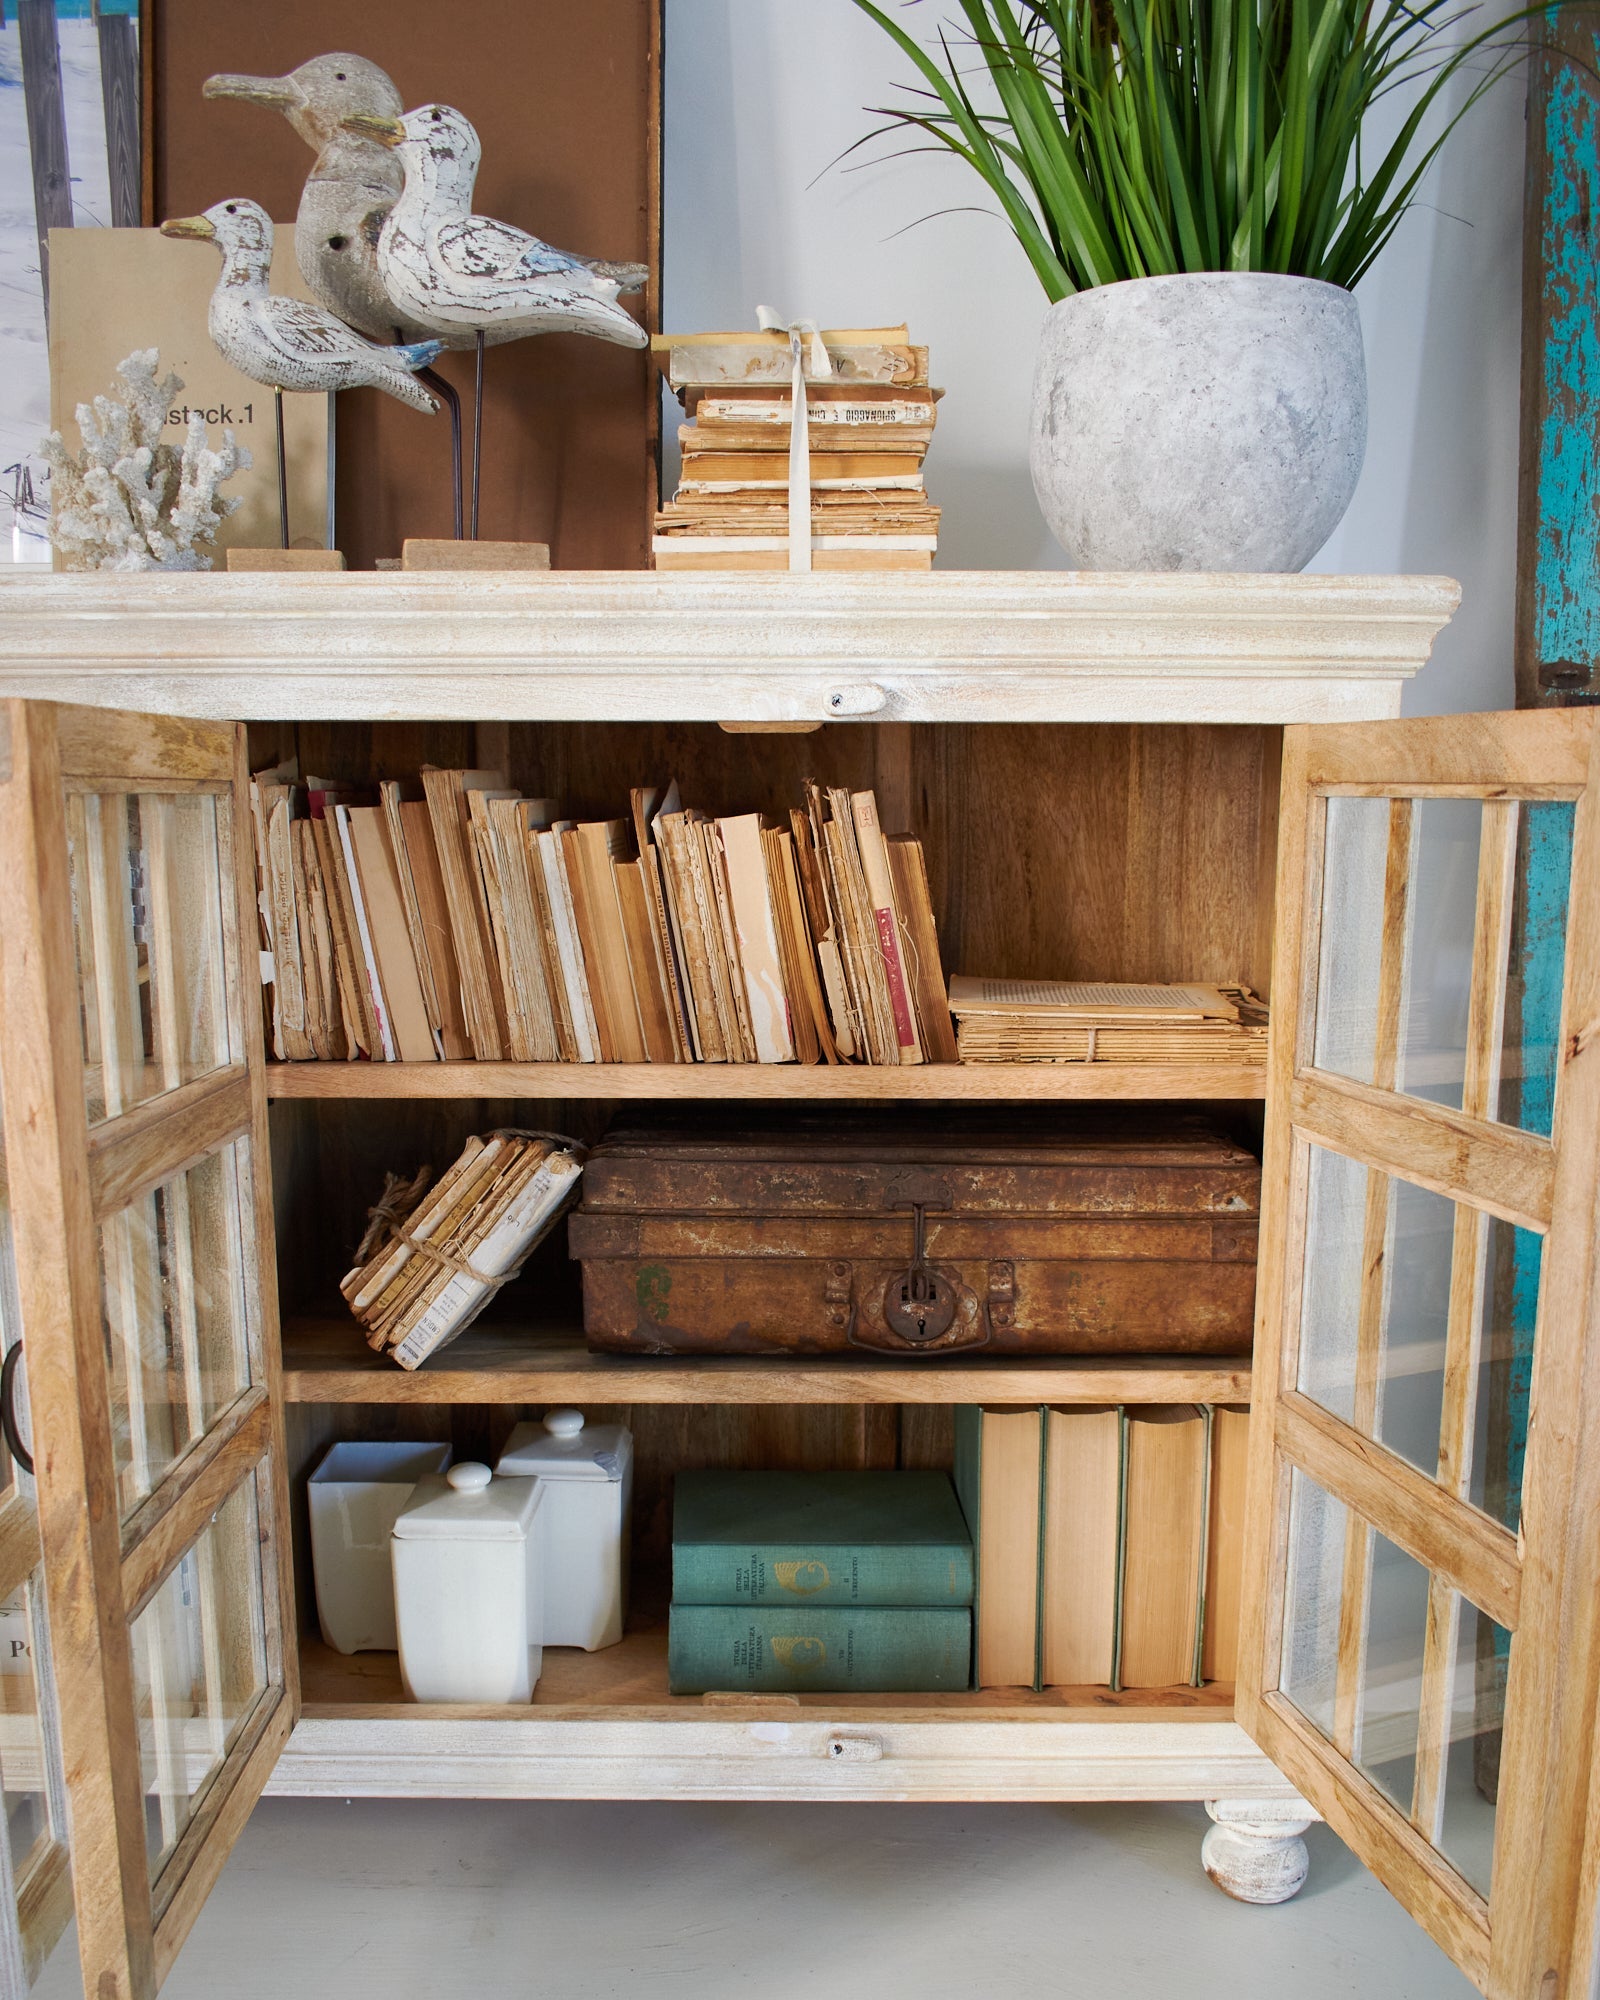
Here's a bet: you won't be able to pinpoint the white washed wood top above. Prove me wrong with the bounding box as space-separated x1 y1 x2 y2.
0 569 1458 724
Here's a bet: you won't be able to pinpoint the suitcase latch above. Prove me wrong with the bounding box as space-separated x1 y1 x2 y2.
882 1198 958 1346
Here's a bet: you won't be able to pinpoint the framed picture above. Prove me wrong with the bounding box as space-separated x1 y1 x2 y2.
0 0 142 563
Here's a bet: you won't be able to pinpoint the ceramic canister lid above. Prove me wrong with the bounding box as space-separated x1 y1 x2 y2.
392 1465 544 1541
496 1411 633 1483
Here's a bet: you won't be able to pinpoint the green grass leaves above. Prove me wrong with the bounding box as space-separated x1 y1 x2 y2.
850 0 1535 295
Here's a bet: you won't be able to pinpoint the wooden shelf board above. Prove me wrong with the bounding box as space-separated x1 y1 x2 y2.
298 1632 1236 1723
266 1060 1267 1102
281 1317 1252 1406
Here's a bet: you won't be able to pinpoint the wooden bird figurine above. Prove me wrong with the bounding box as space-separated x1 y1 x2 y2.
202 55 428 344
345 103 649 349
160 200 443 412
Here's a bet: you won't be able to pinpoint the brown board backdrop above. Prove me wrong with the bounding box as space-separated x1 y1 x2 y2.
147 1 661 570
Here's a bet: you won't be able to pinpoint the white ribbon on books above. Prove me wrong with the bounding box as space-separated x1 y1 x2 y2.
755 305 833 573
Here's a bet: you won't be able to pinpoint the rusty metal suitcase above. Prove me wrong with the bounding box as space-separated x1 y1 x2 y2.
568 1111 1259 1357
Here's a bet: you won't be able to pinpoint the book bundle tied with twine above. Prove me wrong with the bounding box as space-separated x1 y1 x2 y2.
342 1131 585 1370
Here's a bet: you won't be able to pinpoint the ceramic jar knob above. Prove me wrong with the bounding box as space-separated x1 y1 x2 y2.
446 1462 493 1493
544 1409 585 1438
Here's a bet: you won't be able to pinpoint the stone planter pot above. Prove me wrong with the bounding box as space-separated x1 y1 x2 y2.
1029 272 1367 572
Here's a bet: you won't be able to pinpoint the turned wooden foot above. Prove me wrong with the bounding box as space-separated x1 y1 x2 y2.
1202 1797 1316 1903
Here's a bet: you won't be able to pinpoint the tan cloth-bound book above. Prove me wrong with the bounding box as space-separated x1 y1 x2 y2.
1041 1405 1121 1687
420 768 511 1061
564 820 648 1064
1118 1406 1208 1690
717 813 794 1064
343 806 437 1064
885 834 958 1063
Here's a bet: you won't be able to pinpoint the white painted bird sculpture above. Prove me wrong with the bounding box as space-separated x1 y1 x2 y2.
202 55 428 344
345 103 649 350
160 200 443 413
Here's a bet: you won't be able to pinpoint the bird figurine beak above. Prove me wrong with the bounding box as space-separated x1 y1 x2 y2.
160 214 216 241
203 72 302 111
341 112 405 146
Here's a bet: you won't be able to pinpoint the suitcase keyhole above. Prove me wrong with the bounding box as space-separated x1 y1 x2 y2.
883 1202 957 1345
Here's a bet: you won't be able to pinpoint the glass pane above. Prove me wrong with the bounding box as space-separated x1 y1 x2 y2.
1313 795 1572 1134
1297 1148 1460 1482
100 1141 256 1517
0 1584 52 1886
130 1478 268 1886
1473 1218 1542 1534
68 789 238 1125
1280 1468 1505 1902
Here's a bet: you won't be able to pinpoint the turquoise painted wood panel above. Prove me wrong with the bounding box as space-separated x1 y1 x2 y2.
1517 16 1600 704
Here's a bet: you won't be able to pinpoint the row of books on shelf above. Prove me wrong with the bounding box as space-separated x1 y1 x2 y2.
652 325 940 572
250 759 956 1066
960 1401 1248 1690
662 1417 1246 1696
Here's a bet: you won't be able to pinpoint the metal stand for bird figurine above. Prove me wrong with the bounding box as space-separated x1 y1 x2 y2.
415 364 463 538
471 329 485 540
273 386 290 548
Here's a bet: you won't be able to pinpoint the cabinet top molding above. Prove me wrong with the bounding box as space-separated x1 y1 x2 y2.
0 569 1460 724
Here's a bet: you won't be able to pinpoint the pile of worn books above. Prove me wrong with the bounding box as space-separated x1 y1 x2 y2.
250 760 957 1066
948 979 1269 1066
651 323 939 571
342 1132 584 1369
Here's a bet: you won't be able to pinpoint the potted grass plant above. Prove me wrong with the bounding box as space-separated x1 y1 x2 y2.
850 0 1533 570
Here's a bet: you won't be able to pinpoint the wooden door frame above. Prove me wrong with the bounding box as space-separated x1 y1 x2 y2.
1238 709 1600 1997
0 701 295 2000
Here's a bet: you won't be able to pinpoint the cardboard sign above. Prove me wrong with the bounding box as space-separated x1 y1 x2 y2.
48 226 330 561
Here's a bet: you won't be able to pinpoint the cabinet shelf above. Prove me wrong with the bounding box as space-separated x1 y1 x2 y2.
281 1317 1253 1406
265 1061 1267 1102
296 1631 1236 1721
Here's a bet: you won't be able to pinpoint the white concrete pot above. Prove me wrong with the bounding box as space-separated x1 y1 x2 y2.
1029 272 1367 571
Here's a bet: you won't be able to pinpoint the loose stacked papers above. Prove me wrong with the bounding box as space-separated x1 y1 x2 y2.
341 1132 584 1369
949 977 1268 1065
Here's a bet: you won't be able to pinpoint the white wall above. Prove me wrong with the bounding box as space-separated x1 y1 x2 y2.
663 0 1527 715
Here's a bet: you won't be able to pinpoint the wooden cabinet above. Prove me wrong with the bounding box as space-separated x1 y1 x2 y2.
0 572 1594 2000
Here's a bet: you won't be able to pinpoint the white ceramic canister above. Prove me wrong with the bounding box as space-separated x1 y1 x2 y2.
496 1409 633 1651
308 1440 452 1654
391 1463 544 1701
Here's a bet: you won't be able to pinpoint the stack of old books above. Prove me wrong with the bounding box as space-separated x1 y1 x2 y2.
948 978 1268 1067
668 1471 973 1694
251 761 958 1067
956 1403 1249 1691
341 1132 584 1370
651 324 940 571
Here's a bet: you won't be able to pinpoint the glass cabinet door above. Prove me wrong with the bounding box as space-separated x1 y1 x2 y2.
0 1075 71 1996
0 702 295 2000
1239 710 1600 1999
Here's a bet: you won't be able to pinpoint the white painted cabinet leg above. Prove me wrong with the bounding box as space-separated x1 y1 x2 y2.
1202 1797 1317 1904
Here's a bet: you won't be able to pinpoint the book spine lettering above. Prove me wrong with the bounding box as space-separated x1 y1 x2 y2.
671 1542 974 1608
667 1606 971 1695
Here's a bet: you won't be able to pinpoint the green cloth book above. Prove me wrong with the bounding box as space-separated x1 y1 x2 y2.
668 1604 972 1693
671 1470 973 1606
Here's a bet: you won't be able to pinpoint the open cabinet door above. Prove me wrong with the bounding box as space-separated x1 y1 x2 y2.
1238 709 1600 1997
0 701 295 2000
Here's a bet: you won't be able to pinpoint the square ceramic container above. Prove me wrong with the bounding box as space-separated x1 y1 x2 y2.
497 1410 633 1650
391 1464 544 1702
308 1441 452 1654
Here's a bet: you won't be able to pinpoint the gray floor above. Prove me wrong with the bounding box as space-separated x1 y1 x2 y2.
36 1798 1477 1998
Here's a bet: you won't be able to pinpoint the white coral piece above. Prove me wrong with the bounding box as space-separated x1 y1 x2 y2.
41 348 251 572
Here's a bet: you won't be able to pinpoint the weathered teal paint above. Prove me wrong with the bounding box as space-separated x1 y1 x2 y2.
1534 55 1600 680
1497 803 1573 1561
